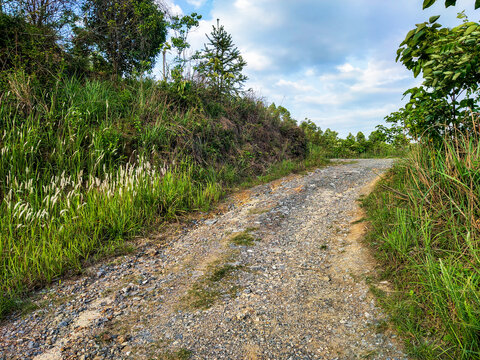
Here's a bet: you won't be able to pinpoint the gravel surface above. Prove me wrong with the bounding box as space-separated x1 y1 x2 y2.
0 159 406 360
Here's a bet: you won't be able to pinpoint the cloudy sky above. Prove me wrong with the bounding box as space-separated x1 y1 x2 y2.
158 0 477 136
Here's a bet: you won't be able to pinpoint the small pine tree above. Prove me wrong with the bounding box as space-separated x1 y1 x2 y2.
195 19 247 96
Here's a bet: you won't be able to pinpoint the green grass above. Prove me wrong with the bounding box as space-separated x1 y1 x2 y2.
0 73 315 319
207 264 238 282
183 284 221 310
158 348 192 360
182 260 243 310
362 130 480 359
229 232 258 246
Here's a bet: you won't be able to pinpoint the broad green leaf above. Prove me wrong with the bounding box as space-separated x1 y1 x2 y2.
423 0 436 9
476 0 480 9
414 65 421 78
464 24 477 36
429 15 441 24
452 72 462 81
403 29 416 43
413 29 426 43
445 0 457 7
416 23 427 32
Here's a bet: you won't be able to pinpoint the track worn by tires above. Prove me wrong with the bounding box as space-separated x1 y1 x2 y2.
0 159 406 360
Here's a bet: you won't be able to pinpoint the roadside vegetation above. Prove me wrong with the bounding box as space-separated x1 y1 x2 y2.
364 1 480 358
0 0 312 317
0 0 403 320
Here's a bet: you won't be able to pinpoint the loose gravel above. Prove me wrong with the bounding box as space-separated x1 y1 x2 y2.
0 159 406 360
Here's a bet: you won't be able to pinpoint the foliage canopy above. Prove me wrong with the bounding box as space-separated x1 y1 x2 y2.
392 14 480 140
77 0 168 76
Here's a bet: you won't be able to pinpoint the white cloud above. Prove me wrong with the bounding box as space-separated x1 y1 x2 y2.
186 0 206 8
275 79 317 94
158 0 183 16
242 50 272 72
155 0 479 136
304 68 316 77
337 63 356 73
348 60 410 94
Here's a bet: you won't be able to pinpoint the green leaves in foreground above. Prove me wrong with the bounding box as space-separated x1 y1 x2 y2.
393 13 480 140
423 0 480 9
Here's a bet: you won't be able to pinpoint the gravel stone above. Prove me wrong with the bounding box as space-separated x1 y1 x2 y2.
0 159 407 360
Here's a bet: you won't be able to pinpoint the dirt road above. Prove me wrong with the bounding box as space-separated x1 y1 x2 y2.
0 159 406 360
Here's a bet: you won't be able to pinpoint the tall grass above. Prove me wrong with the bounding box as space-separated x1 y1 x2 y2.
0 72 310 318
363 120 480 359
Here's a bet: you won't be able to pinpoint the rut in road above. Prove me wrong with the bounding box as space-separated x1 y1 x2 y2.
0 159 406 360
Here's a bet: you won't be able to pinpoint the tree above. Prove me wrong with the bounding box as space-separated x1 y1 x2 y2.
344 133 356 151
398 15 480 97
368 129 386 144
422 0 480 10
195 19 247 96
169 13 201 70
396 14 480 139
77 0 167 77
3 0 76 27
269 103 297 126
0 12 64 80
354 131 367 153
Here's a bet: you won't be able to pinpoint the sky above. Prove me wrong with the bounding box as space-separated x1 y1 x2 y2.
157 0 478 137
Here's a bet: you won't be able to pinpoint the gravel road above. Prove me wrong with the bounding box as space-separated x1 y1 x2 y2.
0 159 406 360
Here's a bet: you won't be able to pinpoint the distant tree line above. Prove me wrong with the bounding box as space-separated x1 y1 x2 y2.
299 118 408 158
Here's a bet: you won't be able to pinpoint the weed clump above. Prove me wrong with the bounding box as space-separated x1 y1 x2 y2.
230 232 258 246
182 257 243 310
207 264 237 282
159 348 192 360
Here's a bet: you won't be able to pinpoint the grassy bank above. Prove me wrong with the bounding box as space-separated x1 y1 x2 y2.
0 73 315 318
363 132 480 359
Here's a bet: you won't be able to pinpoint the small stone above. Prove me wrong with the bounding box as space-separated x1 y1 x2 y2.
116 336 126 343
96 269 106 277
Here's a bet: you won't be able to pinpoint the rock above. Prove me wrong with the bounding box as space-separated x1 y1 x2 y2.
96 269 106 277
